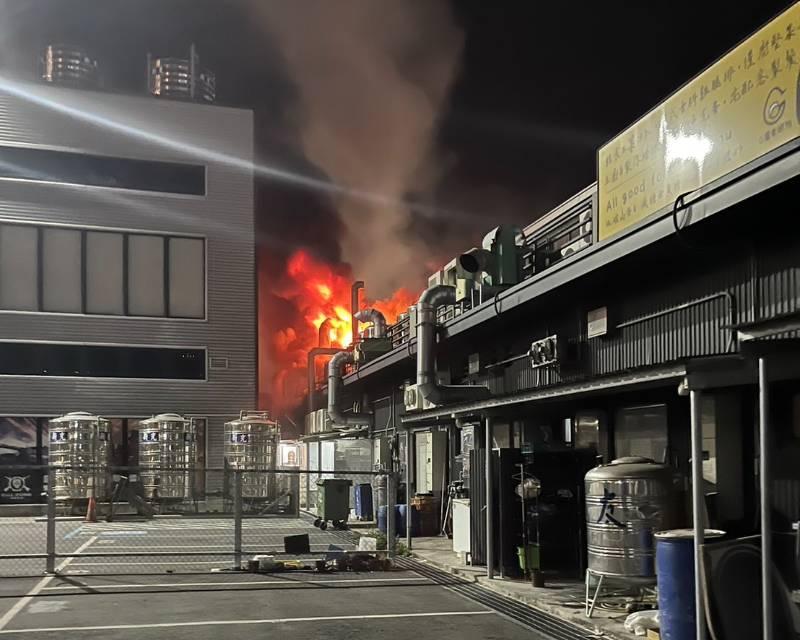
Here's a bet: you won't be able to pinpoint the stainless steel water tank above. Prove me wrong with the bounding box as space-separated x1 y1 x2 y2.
148 57 215 103
48 411 110 501
40 44 98 88
585 456 678 577
138 414 196 501
224 412 279 499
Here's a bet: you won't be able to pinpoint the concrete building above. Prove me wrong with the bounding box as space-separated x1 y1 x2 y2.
0 78 254 489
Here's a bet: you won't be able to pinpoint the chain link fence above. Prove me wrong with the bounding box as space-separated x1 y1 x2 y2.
0 464 396 578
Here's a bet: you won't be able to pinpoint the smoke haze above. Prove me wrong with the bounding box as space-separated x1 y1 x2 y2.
252 0 464 297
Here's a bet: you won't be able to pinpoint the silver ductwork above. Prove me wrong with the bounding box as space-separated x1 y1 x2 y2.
458 247 494 280
416 285 491 405
354 308 387 338
328 351 371 427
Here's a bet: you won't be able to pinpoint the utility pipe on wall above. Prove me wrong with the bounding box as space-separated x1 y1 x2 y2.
759 358 773 640
485 415 494 579
416 285 490 405
351 281 364 347
689 389 706 640
327 351 371 427
307 347 340 416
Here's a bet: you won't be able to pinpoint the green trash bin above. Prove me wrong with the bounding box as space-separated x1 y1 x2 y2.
315 478 352 530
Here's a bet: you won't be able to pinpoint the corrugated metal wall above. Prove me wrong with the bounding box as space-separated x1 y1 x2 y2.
468 232 799 396
0 82 255 469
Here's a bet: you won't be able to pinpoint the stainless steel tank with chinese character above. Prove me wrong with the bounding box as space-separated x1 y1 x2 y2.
224 411 279 499
137 414 196 501
584 456 679 577
48 412 111 501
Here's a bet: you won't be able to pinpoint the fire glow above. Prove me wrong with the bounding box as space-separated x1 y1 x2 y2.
267 249 417 417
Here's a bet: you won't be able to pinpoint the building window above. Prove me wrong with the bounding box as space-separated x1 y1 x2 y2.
0 225 38 311
0 222 205 319
86 232 124 315
0 145 205 195
128 234 165 316
614 404 668 462
168 237 205 318
0 342 206 380
42 228 82 313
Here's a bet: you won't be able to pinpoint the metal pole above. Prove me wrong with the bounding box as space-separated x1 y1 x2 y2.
690 390 706 640
759 357 773 640
45 467 56 574
233 470 242 570
386 472 396 558
406 429 413 550
351 280 364 347
485 416 494 579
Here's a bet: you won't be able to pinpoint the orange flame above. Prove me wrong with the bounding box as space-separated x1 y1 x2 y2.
266 249 418 416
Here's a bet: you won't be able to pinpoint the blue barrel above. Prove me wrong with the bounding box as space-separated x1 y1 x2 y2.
377 505 389 533
354 483 373 520
378 505 418 535
397 504 420 537
655 529 724 640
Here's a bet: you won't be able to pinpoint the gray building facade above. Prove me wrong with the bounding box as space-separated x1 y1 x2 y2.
0 79 255 477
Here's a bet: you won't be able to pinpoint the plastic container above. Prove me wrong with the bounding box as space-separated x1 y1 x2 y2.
655 529 724 640
316 478 352 525
517 544 540 571
397 504 420 537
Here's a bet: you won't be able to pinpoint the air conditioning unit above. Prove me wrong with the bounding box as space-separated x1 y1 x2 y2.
404 384 427 412
530 335 558 368
560 236 591 258
404 370 451 412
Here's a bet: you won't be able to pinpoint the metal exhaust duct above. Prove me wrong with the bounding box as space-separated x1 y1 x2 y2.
327 350 371 427
354 308 387 338
350 280 364 347
416 285 490 405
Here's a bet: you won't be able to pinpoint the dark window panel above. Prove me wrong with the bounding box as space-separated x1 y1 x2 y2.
0 146 205 195
0 342 205 380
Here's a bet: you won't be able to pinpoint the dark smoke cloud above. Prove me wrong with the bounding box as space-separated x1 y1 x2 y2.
252 0 464 297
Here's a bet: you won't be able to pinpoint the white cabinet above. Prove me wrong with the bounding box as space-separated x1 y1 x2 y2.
452 498 471 558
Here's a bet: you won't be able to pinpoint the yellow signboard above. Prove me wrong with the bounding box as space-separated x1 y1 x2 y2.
598 3 800 241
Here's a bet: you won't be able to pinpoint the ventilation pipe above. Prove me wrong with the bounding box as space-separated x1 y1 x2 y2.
351 280 364 347
318 318 333 348
308 347 339 416
416 285 491 405
354 308 386 338
328 351 371 427
458 248 495 283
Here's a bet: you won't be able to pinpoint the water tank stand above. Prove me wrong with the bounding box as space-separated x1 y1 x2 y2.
584 568 605 618
584 569 655 618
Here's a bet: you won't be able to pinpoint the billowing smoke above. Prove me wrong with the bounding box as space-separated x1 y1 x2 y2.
252 0 464 297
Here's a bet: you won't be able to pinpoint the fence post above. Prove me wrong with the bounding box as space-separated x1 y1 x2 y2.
46 466 56 574
386 472 396 558
233 470 242 570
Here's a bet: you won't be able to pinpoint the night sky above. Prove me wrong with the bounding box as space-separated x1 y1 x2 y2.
0 0 791 271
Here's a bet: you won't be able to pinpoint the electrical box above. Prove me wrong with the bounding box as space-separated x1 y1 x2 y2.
373 437 391 471
415 430 447 499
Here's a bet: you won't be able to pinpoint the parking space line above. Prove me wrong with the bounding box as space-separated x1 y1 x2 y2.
41 576 430 591
0 609 494 634
0 536 98 632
